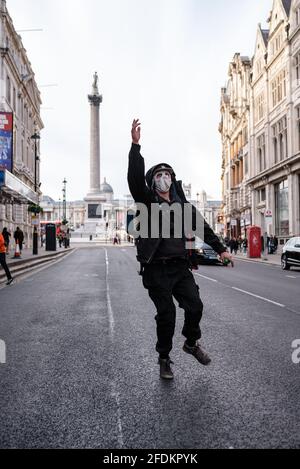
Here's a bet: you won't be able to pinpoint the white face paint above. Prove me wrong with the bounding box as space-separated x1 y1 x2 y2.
154 171 172 194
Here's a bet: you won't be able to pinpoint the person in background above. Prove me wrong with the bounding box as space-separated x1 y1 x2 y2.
2 227 11 254
0 231 13 285
14 227 24 252
273 236 279 253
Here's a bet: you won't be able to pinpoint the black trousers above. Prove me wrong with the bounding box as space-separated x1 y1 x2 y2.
142 260 203 356
0 253 12 280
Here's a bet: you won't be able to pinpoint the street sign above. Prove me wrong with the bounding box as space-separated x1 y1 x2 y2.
31 215 39 226
231 219 237 227
265 209 272 218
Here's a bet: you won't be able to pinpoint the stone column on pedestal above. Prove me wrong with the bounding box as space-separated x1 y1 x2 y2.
84 73 106 235
88 72 102 195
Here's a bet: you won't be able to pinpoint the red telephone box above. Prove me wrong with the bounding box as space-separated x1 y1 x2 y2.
247 226 262 258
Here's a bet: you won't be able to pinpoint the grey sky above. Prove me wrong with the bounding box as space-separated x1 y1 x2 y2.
8 0 272 201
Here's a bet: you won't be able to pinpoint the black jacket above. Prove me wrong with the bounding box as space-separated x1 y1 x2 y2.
127 143 226 264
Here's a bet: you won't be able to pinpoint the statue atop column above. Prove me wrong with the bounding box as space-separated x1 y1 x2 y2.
92 72 99 95
88 71 102 104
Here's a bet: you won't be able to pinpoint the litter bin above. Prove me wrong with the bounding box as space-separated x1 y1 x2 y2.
46 223 57 251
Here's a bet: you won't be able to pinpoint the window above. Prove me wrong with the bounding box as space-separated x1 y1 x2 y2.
271 69 287 108
275 180 289 236
257 134 266 173
12 87 16 111
20 97 24 122
242 126 248 145
244 154 248 175
297 107 300 150
272 116 288 163
256 59 262 77
296 7 300 26
271 32 283 57
255 93 265 123
260 188 266 202
6 75 11 104
296 53 300 83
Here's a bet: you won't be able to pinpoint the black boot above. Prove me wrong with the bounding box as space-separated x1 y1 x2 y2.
158 357 174 380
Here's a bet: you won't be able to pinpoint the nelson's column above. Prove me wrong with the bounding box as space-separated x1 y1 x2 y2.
84 72 106 233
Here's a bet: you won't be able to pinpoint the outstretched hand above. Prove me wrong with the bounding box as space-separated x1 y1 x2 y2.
220 251 234 268
132 119 141 144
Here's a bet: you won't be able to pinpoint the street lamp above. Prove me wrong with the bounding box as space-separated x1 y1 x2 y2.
31 131 41 255
31 131 40 193
62 178 67 225
58 197 61 223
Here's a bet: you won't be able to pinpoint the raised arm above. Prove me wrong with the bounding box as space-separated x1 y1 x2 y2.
127 119 150 203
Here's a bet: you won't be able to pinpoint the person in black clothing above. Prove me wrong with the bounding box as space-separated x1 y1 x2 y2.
14 227 24 252
128 119 233 380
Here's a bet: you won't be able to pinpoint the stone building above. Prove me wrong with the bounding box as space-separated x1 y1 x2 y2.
0 0 43 247
219 53 252 238
220 0 300 246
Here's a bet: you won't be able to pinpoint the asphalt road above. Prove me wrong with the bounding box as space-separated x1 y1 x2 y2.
0 247 299 449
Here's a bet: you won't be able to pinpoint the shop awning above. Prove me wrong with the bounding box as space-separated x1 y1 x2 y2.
0 169 38 204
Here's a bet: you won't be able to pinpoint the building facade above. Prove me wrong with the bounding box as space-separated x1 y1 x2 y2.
220 0 300 247
0 0 43 247
219 53 252 239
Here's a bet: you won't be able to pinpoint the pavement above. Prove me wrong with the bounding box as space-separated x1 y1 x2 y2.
0 246 299 449
233 251 282 266
5 245 70 266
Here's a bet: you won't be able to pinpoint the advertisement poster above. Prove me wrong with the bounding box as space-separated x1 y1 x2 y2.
0 112 13 172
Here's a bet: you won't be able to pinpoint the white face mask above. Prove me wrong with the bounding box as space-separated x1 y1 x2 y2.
154 171 172 193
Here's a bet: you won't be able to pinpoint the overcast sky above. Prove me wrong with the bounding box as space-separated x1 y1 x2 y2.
8 0 272 201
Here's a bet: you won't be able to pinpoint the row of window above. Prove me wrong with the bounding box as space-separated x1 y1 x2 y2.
6 74 33 129
254 69 287 124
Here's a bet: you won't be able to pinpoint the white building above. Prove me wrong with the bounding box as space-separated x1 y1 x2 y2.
220 0 300 246
0 0 43 247
219 53 252 239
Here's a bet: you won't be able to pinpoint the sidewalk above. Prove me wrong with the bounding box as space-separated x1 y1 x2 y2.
233 251 282 267
5 245 72 266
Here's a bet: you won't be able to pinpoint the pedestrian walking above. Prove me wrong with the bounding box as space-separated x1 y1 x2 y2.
229 238 238 255
14 227 24 252
64 229 71 248
273 236 278 253
2 227 11 254
268 235 275 254
128 119 233 380
242 238 248 255
0 232 13 285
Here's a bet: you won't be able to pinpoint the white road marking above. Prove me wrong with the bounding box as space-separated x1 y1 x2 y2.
104 249 124 448
105 249 115 336
286 276 297 279
194 273 219 283
231 287 285 308
111 381 124 448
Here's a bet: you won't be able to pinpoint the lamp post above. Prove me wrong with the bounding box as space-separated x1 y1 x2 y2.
31 131 41 255
58 198 61 223
62 178 67 224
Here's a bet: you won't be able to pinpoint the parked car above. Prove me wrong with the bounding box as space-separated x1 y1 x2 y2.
281 237 300 270
194 240 223 265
